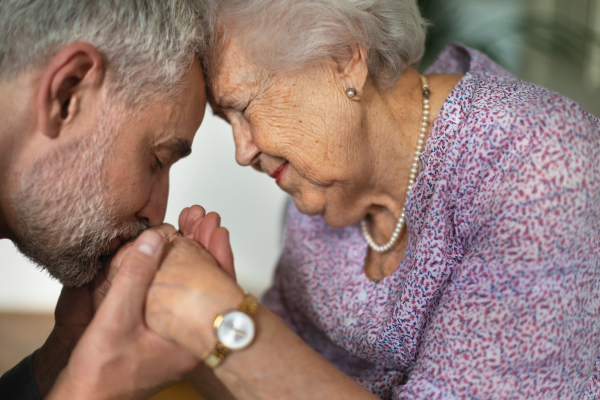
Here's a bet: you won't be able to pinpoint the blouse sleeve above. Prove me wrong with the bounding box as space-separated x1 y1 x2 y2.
396 110 600 399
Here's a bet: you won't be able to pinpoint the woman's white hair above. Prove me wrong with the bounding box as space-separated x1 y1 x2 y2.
204 0 427 87
0 0 206 105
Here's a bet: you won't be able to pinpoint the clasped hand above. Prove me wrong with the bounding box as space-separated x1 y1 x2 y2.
146 206 241 350
45 206 240 400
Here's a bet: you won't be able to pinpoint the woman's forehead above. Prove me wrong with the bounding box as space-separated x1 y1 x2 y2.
209 74 258 110
208 39 263 103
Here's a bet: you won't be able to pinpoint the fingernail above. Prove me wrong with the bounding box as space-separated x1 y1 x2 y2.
137 231 162 256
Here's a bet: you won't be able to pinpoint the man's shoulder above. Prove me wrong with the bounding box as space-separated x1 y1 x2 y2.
0 351 41 400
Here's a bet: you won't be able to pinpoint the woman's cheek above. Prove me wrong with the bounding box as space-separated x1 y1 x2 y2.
250 105 300 146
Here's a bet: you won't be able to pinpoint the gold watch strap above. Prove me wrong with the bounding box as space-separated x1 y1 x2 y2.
204 344 231 368
204 293 258 368
239 294 258 316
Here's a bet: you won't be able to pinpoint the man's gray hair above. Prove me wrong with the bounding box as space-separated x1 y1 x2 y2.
0 0 206 104
204 0 427 87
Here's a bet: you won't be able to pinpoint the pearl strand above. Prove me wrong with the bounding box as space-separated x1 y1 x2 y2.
361 75 430 253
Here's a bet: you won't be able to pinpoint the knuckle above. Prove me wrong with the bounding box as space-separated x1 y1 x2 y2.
152 223 177 237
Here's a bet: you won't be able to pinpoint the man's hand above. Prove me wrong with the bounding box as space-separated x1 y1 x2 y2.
33 224 179 397
92 223 180 309
47 230 200 400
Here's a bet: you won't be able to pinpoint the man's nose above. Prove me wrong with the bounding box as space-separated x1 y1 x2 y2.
233 122 260 167
136 176 169 227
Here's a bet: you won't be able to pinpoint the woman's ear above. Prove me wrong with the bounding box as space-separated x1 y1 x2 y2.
36 43 105 138
338 43 369 101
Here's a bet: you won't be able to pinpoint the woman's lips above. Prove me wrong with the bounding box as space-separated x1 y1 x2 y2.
270 162 289 185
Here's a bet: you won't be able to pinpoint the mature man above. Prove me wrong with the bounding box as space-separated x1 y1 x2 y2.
0 0 209 398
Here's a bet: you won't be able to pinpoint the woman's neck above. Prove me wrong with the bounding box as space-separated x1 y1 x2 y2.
359 68 462 244
358 68 424 241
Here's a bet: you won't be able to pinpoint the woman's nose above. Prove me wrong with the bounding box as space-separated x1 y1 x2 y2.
233 121 260 166
136 176 170 227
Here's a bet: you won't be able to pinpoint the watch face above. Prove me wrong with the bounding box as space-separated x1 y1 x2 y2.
217 310 255 350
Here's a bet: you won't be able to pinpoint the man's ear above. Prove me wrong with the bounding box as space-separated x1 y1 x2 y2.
338 43 369 101
37 43 105 138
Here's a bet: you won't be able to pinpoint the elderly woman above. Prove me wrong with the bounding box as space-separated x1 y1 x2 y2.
145 0 600 399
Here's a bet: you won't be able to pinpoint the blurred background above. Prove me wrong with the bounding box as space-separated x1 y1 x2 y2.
419 0 600 116
0 0 598 398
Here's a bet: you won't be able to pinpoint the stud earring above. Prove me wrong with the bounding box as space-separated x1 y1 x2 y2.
345 88 357 98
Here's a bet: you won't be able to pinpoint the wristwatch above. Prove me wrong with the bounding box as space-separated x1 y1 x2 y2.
204 294 258 368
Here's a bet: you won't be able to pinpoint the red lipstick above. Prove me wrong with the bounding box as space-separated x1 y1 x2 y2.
270 162 289 185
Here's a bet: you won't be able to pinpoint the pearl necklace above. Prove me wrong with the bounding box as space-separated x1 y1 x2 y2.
361 75 430 253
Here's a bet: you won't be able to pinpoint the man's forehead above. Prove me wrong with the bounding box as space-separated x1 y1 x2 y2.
145 61 205 143
124 100 199 157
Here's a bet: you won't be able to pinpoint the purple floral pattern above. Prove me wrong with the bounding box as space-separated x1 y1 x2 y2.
263 44 600 399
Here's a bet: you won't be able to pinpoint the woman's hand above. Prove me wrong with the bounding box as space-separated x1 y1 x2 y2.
145 235 244 356
144 234 378 400
179 205 236 281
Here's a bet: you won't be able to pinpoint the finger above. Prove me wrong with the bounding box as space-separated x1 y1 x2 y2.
184 205 206 237
188 214 205 240
178 207 190 233
150 223 178 238
105 220 173 277
98 230 164 323
193 212 221 250
94 221 170 309
208 227 236 281
105 241 136 280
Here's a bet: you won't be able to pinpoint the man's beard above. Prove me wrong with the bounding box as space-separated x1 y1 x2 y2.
9 108 146 288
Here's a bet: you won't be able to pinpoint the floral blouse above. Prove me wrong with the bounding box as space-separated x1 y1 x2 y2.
263 43 600 399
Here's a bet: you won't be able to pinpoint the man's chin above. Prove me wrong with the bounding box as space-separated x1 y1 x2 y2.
58 235 136 288
13 218 145 289
47 256 105 288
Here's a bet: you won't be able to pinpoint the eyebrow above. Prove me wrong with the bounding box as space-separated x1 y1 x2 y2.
155 137 193 159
